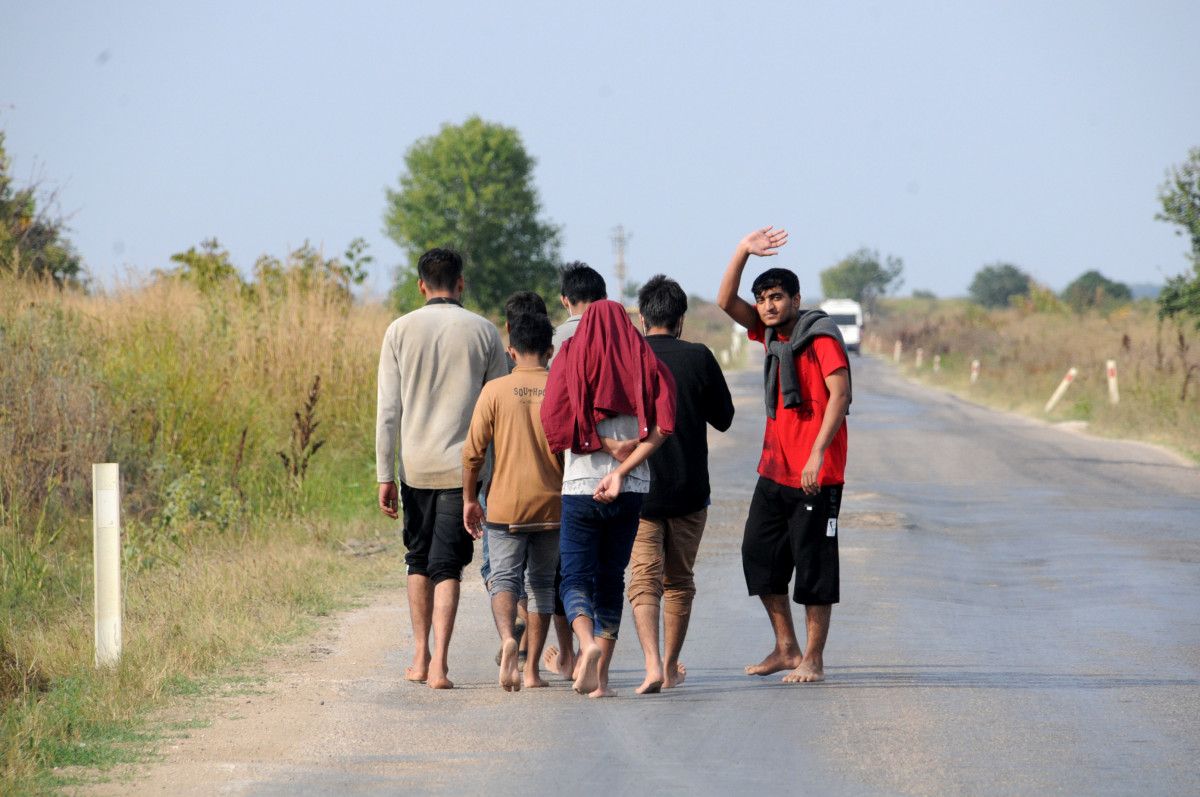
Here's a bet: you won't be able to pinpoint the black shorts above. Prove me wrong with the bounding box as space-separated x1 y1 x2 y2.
400 483 473 585
741 477 842 605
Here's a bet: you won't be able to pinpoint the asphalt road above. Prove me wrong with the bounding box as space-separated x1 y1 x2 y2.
103 357 1200 796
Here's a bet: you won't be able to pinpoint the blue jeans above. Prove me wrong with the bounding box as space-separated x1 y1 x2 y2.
559 493 643 640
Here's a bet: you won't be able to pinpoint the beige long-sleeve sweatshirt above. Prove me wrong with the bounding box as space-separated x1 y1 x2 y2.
375 301 508 489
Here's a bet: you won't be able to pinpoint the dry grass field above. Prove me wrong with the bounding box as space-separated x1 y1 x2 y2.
1 273 405 793
864 297 1200 462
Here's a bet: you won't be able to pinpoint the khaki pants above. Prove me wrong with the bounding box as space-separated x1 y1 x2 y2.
627 508 707 617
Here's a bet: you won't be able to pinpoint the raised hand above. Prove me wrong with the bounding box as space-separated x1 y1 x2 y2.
740 226 789 257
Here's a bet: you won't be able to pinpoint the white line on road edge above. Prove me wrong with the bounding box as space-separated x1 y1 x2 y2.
1044 367 1078 413
93 463 122 668
1107 359 1119 405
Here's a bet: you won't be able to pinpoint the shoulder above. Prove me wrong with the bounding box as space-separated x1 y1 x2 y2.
478 374 509 400
746 320 767 343
662 337 714 364
448 307 502 341
810 335 849 369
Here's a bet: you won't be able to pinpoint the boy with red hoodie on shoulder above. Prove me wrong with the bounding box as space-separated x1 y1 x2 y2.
540 299 675 698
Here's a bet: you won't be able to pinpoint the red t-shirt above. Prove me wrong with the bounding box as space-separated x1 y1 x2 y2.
749 321 849 488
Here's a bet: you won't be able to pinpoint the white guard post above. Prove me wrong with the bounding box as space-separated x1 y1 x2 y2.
970 359 980 384
915 348 924 369
93 463 122 667
1107 360 1119 405
1044 367 1078 413
893 340 902 363
933 354 941 373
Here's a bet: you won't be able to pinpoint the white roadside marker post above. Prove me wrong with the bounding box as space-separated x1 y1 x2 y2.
933 354 941 373
1107 359 1119 405
915 348 924 369
893 340 902 363
970 359 980 385
93 463 122 668
1044 367 1078 413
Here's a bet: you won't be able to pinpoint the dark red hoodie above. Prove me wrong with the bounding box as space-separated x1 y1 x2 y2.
541 300 676 455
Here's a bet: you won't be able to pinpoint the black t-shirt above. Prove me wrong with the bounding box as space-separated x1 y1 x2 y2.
642 335 735 518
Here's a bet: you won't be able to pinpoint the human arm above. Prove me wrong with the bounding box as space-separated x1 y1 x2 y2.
378 482 398 519
593 426 670 503
462 464 484 539
375 326 402 517
704 349 736 432
461 391 495 538
800 368 850 495
717 226 789 329
598 437 639 462
484 324 510 382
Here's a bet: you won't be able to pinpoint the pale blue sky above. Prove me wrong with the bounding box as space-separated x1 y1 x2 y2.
3 1 1198 300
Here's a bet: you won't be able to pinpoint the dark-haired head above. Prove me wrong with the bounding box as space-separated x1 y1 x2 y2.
559 262 607 304
507 312 554 356
417 248 464 293
638 274 687 334
504 291 548 325
750 267 800 300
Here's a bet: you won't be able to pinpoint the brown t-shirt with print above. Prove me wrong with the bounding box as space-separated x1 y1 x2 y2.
462 366 562 529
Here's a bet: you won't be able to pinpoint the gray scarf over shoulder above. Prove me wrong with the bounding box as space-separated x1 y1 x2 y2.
763 309 852 419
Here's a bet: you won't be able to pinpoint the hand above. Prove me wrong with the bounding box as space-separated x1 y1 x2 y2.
463 500 485 539
740 226 789 257
593 471 623 504
378 482 399 519
800 451 823 496
600 437 638 462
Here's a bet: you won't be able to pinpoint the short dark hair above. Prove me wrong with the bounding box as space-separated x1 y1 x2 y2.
507 312 554 355
504 291 548 325
751 267 800 299
417 248 463 291
559 261 607 303
638 274 687 330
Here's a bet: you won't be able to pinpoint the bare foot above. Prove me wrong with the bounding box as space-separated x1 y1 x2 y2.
499 639 521 692
523 670 549 689
542 645 578 680
745 648 802 676
405 652 431 683
636 659 664 695
573 645 602 694
427 659 454 689
782 657 824 684
663 662 686 689
588 684 617 698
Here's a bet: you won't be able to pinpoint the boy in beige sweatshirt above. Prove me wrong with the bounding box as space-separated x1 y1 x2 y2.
376 248 508 690
462 311 562 692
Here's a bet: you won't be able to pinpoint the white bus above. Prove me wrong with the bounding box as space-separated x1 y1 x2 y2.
819 299 864 354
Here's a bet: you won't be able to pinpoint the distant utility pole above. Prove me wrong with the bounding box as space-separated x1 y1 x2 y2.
611 224 630 300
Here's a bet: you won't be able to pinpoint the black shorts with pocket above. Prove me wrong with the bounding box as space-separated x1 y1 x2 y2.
400 482 473 585
741 476 842 605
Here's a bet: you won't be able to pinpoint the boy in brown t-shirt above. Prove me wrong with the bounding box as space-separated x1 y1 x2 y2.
463 311 562 691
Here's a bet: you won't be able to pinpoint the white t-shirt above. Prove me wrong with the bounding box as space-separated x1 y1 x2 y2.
561 414 650 496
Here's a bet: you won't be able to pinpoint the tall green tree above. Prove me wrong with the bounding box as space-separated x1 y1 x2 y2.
0 131 83 287
969 263 1032 308
818 248 903 311
384 117 561 313
1061 270 1132 311
1154 148 1200 400
1157 146 1200 268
